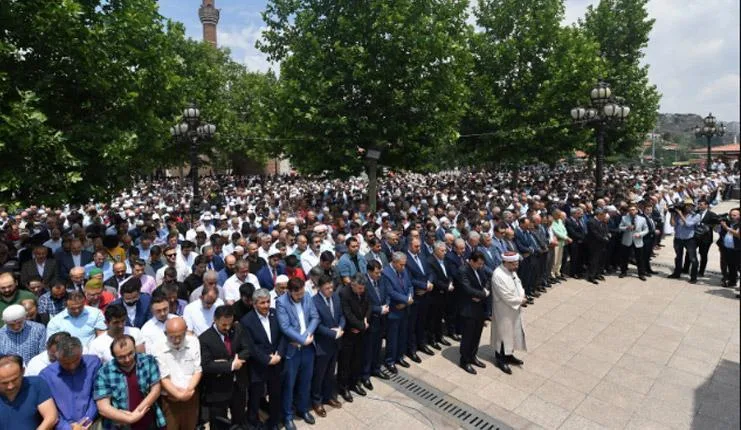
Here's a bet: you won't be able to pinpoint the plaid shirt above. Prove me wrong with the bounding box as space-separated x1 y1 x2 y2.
93 352 165 429
37 291 66 316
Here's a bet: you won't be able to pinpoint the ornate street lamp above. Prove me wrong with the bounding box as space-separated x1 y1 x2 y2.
364 147 382 213
694 113 726 173
170 103 216 214
571 81 630 200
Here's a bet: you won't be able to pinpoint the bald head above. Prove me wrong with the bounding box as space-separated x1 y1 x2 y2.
69 266 85 284
164 317 187 349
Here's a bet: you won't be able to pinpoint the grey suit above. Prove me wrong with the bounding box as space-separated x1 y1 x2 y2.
618 214 649 276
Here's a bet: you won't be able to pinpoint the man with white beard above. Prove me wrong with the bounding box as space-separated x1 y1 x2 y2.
490 251 527 375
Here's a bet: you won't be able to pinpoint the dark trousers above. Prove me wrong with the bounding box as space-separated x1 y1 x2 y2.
586 245 605 280
444 291 461 335
338 330 364 389
568 242 584 276
385 311 408 365
673 238 698 279
406 301 418 355
410 293 429 352
208 385 247 430
518 255 536 295
698 239 712 275
362 315 386 379
459 317 484 365
721 246 740 286
248 367 282 427
620 244 646 275
427 293 445 342
311 348 337 405
282 345 315 421
642 236 655 273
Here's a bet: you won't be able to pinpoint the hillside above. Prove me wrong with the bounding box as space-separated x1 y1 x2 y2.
657 113 738 147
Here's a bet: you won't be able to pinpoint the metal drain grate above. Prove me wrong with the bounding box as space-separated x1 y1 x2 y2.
384 371 513 430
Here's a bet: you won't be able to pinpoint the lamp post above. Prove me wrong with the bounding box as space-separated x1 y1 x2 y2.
571 81 630 201
170 103 216 214
364 147 382 213
694 113 726 174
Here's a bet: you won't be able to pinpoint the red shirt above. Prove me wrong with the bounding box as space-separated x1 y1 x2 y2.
86 291 115 312
124 367 154 430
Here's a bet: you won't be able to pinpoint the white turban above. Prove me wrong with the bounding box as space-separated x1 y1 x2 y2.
502 252 521 262
2 304 27 323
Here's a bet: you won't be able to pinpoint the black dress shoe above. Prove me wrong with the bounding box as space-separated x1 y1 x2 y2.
439 338 452 346
531 291 541 298
689 278 698 284
506 355 524 365
495 360 512 375
372 370 390 380
419 346 435 356
588 279 598 285
339 389 353 402
618 273 626 278
526 296 535 304
638 275 646 281
299 412 316 425
521 302 528 308
284 419 297 430
396 359 410 368
407 353 422 363
362 379 374 390
667 273 681 279
430 342 441 350
472 358 486 368
352 384 367 397
385 363 398 374
450 334 462 342
596 275 605 280
460 363 477 374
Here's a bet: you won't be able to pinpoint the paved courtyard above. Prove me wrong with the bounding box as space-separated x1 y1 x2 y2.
296 202 740 430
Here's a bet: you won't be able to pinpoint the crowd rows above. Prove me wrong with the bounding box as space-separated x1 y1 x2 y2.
0 162 739 430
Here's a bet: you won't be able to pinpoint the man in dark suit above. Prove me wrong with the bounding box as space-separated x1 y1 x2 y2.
640 203 659 276
112 277 152 328
310 275 345 415
103 262 128 295
443 239 467 341
361 260 390 384
427 241 453 349
405 237 433 362
381 252 413 374
690 199 719 277
256 251 287 290
365 238 389 268
585 209 611 284
565 208 587 278
457 251 490 375
242 289 285 430
199 304 249 430
57 239 92 281
20 245 57 287
338 273 371 399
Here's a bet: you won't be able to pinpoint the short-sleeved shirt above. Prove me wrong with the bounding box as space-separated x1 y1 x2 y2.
46 306 107 347
0 321 46 365
153 335 202 391
88 327 144 363
93 353 165 429
0 376 52 429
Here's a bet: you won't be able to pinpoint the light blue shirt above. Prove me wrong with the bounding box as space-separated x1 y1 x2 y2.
47 306 107 347
723 232 735 249
83 261 113 281
673 213 701 240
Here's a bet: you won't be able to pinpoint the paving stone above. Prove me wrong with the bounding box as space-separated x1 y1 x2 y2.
589 379 646 413
513 395 571 430
532 379 586 411
558 414 606 430
574 396 633 429
549 365 601 394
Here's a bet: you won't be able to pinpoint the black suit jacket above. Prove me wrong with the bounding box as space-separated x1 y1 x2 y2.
339 286 371 332
427 255 451 296
57 251 93 281
565 217 587 243
241 309 286 383
696 210 719 244
199 324 250 404
456 264 488 320
586 218 610 247
20 259 57 287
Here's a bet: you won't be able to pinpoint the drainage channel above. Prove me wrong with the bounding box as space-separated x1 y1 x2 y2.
383 370 513 430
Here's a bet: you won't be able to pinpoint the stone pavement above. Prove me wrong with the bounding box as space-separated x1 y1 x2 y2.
296 201 740 430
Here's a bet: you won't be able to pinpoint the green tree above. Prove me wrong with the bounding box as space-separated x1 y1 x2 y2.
580 0 661 155
459 0 605 166
0 0 189 206
258 0 473 175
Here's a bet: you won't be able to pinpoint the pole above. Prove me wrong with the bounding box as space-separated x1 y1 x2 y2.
706 134 712 174
595 123 605 201
367 159 378 213
191 137 200 214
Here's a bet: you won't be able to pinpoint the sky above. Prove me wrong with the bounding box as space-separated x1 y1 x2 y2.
158 0 740 122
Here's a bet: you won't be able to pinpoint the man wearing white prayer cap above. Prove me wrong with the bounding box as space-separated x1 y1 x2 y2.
490 251 527 375
0 304 47 364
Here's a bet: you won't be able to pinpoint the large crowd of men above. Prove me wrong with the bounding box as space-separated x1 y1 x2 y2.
0 161 739 430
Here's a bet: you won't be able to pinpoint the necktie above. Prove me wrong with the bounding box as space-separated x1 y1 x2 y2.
414 254 424 274
272 268 277 283
327 297 334 318
439 260 447 277
224 333 232 356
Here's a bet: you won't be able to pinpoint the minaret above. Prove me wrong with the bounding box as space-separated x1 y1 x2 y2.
199 0 220 46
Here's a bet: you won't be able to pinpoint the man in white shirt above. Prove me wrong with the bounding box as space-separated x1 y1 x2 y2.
87 303 144 362
301 235 323 274
154 317 202 430
156 246 191 284
183 284 224 335
223 261 259 305
25 331 74 376
141 293 176 353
